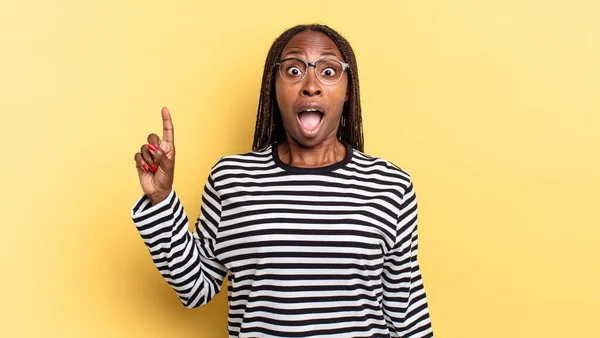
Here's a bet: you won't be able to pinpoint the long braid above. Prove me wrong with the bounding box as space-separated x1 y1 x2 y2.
252 24 364 152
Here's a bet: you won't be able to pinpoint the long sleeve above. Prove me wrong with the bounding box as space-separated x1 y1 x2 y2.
382 181 434 337
131 173 228 308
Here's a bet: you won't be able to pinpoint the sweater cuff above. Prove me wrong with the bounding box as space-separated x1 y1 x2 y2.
130 187 176 225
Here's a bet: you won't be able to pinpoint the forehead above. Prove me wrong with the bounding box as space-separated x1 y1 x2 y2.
281 31 344 61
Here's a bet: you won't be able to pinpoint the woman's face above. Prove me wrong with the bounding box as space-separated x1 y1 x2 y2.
275 30 349 148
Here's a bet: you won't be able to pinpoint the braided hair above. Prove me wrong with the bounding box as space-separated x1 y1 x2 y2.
252 24 364 152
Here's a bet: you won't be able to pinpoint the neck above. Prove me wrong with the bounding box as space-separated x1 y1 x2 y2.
278 137 346 168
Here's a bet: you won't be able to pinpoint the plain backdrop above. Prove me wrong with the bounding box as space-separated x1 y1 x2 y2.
2 0 599 337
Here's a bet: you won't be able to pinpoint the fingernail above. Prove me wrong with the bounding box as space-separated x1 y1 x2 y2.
143 164 149 171
148 143 158 152
150 164 157 172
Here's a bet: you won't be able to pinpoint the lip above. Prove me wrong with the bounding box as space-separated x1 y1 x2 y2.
296 102 325 137
296 113 324 136
295 102 326 115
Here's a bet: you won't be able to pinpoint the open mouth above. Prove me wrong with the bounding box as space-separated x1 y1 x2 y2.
297 109 324 134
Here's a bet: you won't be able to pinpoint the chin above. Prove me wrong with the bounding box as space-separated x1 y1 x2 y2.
288 131 337 149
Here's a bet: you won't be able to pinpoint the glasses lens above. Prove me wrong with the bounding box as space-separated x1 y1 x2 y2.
316 59 344 84
279 59 306 83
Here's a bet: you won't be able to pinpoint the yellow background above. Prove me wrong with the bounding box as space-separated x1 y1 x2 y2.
2 0 599 337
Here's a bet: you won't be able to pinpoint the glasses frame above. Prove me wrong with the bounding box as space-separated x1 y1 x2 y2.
275 57 350 85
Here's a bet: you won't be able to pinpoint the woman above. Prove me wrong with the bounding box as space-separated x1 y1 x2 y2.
132 24 433 338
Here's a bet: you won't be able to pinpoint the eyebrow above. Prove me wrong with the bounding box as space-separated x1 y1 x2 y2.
283 50 342 59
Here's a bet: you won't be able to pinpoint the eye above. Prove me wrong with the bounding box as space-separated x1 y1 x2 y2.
321 67 337 78
286 66 303 77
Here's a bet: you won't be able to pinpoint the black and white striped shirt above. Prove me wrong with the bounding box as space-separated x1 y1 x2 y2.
131 142 433 337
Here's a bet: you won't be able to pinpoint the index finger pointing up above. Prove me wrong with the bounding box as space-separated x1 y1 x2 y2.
161 106 174 143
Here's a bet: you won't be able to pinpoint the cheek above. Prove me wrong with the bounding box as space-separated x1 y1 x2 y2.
330 81 349 110
275 82 284 108
275 82 294 113
343 77 350 102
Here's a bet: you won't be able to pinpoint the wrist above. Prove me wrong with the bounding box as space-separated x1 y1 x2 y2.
149 190 170 206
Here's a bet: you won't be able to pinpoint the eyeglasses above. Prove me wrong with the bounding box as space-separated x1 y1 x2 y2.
275 57 350 85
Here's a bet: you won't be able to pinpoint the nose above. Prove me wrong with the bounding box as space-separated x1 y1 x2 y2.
300 70 322 97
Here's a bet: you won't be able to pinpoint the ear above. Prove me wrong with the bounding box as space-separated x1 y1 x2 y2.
345 86 350 102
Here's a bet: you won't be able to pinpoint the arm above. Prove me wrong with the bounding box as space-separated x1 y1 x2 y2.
131 173 227 308
382 181 434 337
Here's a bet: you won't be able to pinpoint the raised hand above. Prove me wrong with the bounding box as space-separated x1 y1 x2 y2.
134 107 176 205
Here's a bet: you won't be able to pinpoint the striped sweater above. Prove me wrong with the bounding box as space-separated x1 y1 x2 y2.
131 142 433 337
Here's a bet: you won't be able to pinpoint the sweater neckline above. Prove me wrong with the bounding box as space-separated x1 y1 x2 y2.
271 141 353 174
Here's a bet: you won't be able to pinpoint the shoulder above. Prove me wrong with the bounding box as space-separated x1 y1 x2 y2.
349 148 413 193
210 145 274 176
